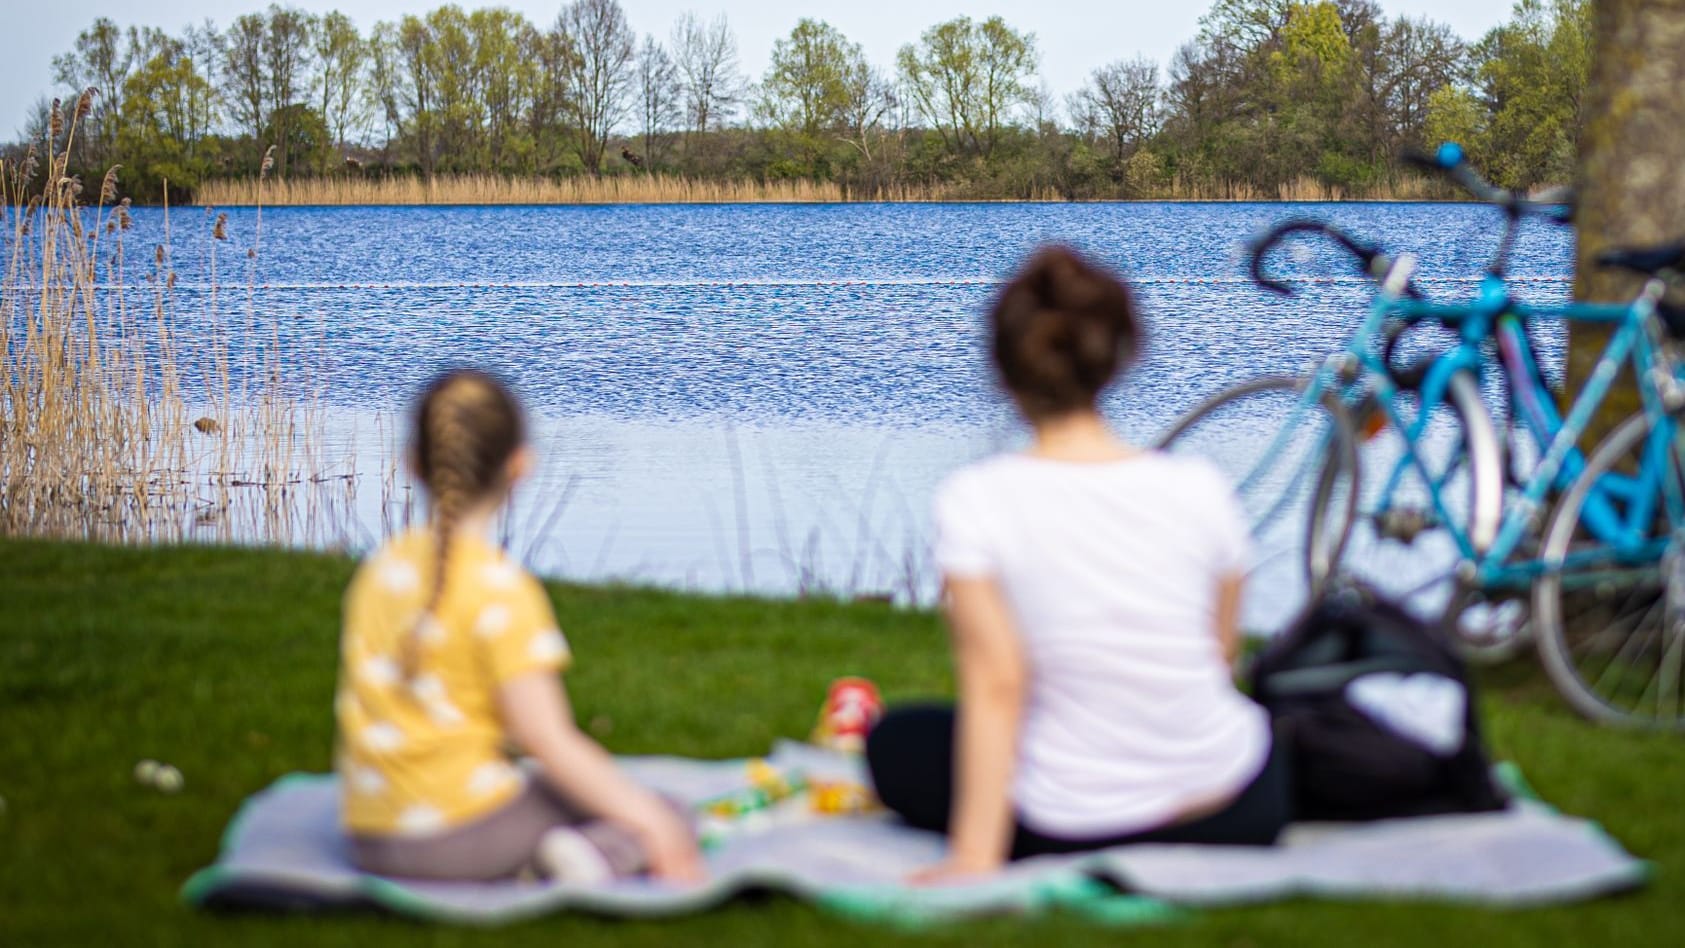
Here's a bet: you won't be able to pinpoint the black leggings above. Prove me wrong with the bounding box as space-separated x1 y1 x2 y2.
865 704 1291 858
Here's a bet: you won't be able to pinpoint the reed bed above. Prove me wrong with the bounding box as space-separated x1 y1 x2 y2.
1 105 349 547
196 173 850 207
194 171 1444 207
1154 174 1443 202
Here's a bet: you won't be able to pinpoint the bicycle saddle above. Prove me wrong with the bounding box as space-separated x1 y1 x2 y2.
1595 240 1685 277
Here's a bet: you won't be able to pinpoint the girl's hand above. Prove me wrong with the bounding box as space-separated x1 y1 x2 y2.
497 674 706 884
633 805 706 884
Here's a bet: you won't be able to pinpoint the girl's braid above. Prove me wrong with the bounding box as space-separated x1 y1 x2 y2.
403 380 486 680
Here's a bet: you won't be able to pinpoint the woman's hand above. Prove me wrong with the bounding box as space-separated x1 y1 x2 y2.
909 852 1004 885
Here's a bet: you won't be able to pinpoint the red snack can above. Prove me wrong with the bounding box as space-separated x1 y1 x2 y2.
812 677 884 752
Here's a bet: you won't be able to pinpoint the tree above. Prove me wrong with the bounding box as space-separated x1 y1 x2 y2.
1161 40 1235 190
182 20 224 102
759 19 869 176
1198 0 1297 48
365 21 406 161
471 8 540 173
896 15 1039 161
19 97 55 154
224 14 268 149
1372 17 1464 153
262 4 317 176
1568 0 1685 424
1422 85 1486 160
1244 1 1357 189
558 0 635 175
314 11 366 149
1069 57 1161 175
263 103 334 175
671 12 743 154
51 18 135 165
387 5 538 175
760 19 858 137
1154 0 1459 196
527 24 578 174
395 14 439 174
116 47 219 198
635 35 680 169
835 52 895 175
11 0 1620 201
422 6 476 171
1274 0 1354 76
1473 0 1591 188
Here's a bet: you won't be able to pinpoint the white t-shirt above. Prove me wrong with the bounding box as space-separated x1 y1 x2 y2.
933 450 1271 838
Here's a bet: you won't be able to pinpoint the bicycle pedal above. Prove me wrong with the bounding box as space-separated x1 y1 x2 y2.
1374 508 1435 544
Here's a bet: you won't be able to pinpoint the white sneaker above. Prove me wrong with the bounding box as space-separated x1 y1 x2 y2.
535 826 615 885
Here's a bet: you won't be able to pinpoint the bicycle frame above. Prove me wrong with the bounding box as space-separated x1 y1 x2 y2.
1485 283 1681 587
1291 262 1679 593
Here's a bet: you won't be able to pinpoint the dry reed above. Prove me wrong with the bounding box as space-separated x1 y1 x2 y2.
1152 174 1445 202
196 174 849 207
193 171 1446 207
0 101 350 546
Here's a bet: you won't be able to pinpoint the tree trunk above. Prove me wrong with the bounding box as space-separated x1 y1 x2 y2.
1569 0 1685 435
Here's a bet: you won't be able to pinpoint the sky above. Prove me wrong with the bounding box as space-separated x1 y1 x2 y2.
7 0 1521 140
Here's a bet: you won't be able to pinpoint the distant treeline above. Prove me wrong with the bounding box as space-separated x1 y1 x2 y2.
11 0 1589 203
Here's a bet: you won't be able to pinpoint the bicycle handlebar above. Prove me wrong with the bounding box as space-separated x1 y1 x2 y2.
1246 219 1424 299
1246 144 1573 305
1401 142 1575 226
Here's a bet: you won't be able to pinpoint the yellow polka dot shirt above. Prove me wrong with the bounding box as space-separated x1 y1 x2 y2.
335 529 571 837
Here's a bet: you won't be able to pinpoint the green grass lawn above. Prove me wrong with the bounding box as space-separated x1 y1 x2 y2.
1 537 1680 946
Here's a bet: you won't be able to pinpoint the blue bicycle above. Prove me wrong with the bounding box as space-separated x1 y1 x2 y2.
1157 144 1685 728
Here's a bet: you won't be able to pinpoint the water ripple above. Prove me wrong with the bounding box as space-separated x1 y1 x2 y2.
5 202 1576 600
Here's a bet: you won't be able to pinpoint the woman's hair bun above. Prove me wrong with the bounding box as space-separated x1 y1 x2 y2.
989 245 1141 420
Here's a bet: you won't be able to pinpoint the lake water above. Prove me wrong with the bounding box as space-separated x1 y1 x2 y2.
9 201 1575 609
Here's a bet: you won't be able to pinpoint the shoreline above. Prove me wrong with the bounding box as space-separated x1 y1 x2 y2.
181 196 1486 209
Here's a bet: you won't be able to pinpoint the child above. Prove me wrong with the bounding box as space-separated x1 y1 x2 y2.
334 369 701 883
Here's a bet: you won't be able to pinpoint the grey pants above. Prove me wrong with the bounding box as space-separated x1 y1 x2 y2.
349 778 648 881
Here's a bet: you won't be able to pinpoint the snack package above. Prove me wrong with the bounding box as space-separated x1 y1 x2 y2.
808 778 880 815
809 677 884 753
696 758 810 849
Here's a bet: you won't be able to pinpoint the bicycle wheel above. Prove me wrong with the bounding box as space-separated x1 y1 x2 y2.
1535 412 1685 729
1154 375 1358 636
1328 370 1510 660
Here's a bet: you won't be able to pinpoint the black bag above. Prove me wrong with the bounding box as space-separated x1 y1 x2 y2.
1248 588 1508 821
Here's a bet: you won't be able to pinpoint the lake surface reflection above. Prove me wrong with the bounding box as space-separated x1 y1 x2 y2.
34 201 1574 611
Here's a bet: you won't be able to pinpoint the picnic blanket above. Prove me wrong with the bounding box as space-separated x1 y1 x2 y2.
183 741 1649 927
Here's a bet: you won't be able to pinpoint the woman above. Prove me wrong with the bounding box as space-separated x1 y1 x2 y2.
866 246 1289 880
